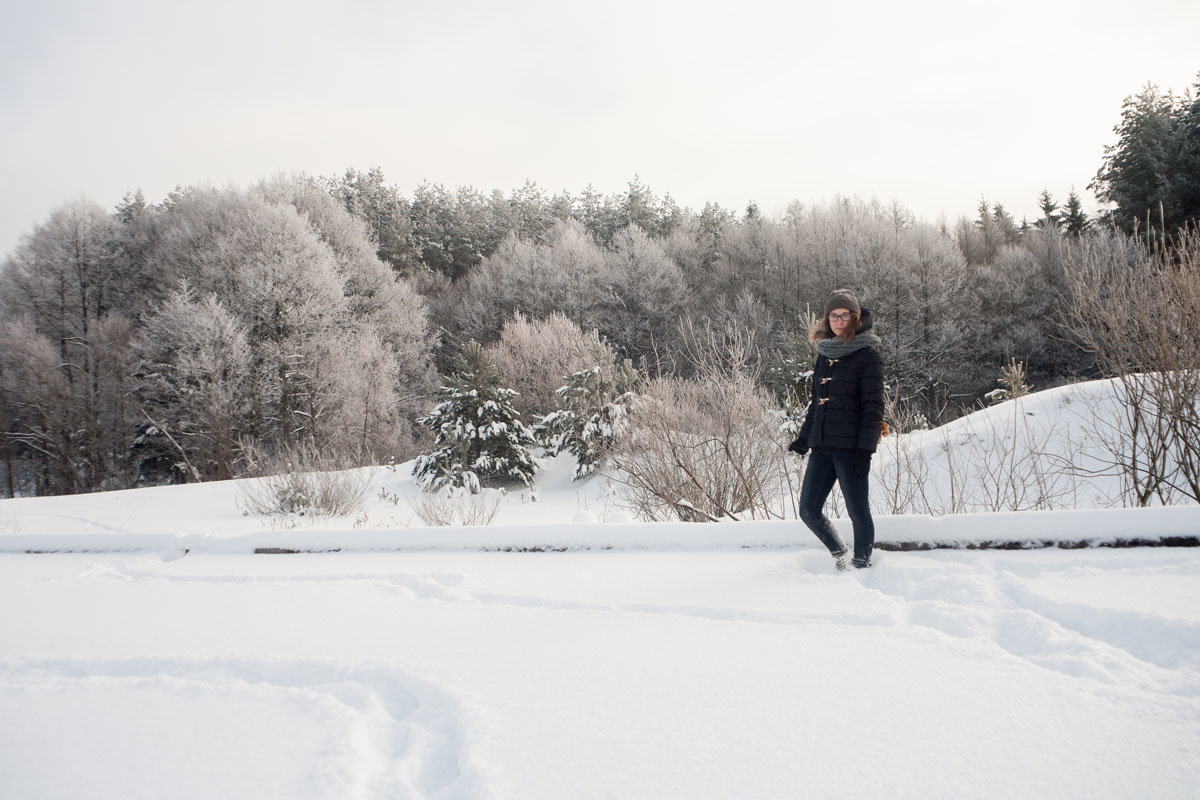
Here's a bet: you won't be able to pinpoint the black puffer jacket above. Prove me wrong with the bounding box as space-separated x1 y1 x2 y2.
795 319 885 454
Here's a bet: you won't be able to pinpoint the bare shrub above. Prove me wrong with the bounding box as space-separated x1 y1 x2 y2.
874 390 935 515
1061 227 1200 505
608 373 785 522
237 442 375 517
954 403 1074 512
410 487 501 527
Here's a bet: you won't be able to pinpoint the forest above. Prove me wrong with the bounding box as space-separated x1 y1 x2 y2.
1 75 1197 499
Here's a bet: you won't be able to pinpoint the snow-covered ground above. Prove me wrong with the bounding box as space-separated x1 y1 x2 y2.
3 548 1199 799
2 380 1200 798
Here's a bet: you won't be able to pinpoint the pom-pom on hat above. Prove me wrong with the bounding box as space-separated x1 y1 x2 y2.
825 288 861 317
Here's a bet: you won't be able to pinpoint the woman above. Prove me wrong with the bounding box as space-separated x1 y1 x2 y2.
789 289 884 571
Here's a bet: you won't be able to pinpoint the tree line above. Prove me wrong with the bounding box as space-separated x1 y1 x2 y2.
1 73 1196 497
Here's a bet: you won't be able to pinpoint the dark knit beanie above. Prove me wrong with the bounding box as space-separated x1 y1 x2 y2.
825 289 861 317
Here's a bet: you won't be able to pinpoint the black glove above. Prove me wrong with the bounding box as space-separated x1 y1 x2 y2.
788 437 808 456
854 450 873 477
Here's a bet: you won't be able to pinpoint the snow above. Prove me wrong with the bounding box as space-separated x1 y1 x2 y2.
2 379 1199 798
3 549 1198 798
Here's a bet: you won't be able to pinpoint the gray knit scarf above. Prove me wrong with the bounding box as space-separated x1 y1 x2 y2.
816 333 881 358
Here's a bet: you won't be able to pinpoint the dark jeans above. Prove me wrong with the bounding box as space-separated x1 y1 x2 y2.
798 449 874 565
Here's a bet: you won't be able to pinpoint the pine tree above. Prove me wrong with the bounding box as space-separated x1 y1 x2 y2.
696 202 731 269
412 342 538 492
1173 78 1200 230
1036 189 1062 230
1061 189 1091 236
1091 77 1200 234
536 353 636 480
991 203 1020 243
975 197 1000 264
986 357 1033 404
765 309 820 438
324 167 419 274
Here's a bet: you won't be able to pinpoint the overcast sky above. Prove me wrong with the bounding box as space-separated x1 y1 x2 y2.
2 0 1197 257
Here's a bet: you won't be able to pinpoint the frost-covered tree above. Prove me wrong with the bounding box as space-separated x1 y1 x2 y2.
764 308 820 438
413 343 538 492
0 199 142 493
136 285 255 481
493 180 557 245
488 311 613 420
409 183 496 280
148 188 348 444
600 226 687 358
968 242 1068 387
1 199 125 350
145 186 430 465
452 219 613 347
871 224 973 419
254 174 438 423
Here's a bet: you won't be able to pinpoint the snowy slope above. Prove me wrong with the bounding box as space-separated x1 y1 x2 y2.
872 377 1163 515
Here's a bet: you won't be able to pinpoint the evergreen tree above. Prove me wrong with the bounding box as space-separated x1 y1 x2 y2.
696 202 731 269
325 167 419 274
765 309 819 438
412 342 538 492
1036 189 1062 230
991 203 1020 243
115 190 147 224
536 349 636 480
505 180 555 244
1091 77 1200 234
577 183 620 247
1061 189 1091 236
620 176 660 235
1174 79 1200 231
975 197 999 264
409 184 501 281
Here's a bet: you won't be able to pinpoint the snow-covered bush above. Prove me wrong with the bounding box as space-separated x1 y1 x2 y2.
412 343 539 492
410 486 501 526
238 468 375 518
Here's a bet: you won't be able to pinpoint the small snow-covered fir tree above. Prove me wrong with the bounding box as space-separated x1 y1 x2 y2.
767 309 820 439
536 345 636 480
412 342 538 492
986 357 1033 405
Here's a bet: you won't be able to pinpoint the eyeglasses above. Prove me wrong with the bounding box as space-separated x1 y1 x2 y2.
828 312 853 322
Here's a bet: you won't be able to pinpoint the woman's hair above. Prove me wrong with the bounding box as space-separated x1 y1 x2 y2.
811 311 861 344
